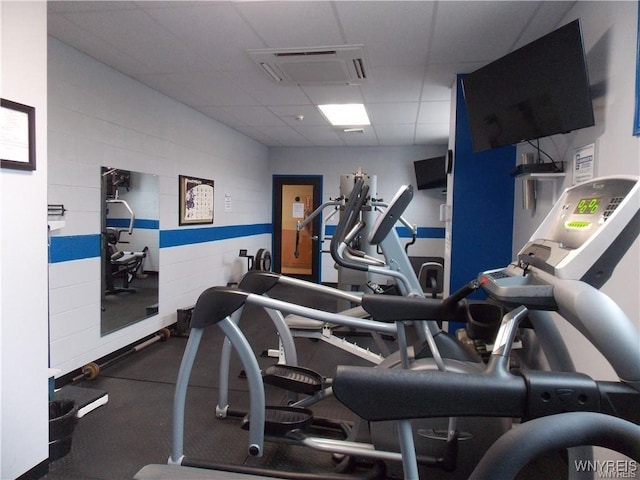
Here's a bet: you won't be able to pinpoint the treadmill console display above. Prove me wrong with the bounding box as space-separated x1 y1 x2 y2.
479 176 639 306
551 179 634 250
573 197 600 215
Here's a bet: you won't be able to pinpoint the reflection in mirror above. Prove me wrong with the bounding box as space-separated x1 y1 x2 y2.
101 167 159 335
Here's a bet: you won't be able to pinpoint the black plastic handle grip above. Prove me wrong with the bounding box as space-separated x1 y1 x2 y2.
441 279 480 310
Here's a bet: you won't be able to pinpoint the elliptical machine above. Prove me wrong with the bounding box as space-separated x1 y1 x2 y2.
136 176 639 480
332 175 640 479
163 179 511 479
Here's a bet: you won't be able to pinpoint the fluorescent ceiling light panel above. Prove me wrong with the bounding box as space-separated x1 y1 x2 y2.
318 104 370 126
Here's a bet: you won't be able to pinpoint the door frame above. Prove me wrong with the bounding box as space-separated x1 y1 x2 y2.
272 175 323 283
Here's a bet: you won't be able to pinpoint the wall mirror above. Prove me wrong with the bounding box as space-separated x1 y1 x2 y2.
101 167 159 335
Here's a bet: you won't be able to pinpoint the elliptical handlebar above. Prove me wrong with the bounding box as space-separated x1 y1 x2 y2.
330 178 370 272
294 198 344 259
441 279 481 310
334 303 639 423
329 181 418 275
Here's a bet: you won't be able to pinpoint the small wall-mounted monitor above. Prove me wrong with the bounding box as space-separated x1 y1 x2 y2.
462 19 595 153
414 155 447 190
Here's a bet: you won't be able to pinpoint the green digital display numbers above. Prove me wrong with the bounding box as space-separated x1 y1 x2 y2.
573 197 600 215
565 221 591 229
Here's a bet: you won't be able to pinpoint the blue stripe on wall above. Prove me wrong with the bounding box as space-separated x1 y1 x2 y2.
49 223 440 263
160 223 272 248
49 234 101 263
49 223 272 263
324 225 444 239
106 218 160 229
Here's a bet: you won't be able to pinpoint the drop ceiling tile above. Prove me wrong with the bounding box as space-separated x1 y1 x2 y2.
415 123 450 144
147 71 260 107
136 72 222 108
235 1 343 48
513 2 576 49
49 14 153 75
301 84 364 105
360 66 424 103
194 106 247 128
367 103 419 125
335 1 436 67
417 101 450 124
48 1 138 14
142 2 265 72
256 125 314 146
293 125 345 146
420 64 460 102
267 105 327 126
223 106 287 127
57 8 211 73
223 70 311 106
430 1 541 64
234 126 281 146
374 124 416 146
339 125 379 146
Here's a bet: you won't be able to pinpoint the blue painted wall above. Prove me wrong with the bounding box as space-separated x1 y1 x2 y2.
450 76 516 304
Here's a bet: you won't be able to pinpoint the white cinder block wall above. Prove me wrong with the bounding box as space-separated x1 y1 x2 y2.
0 2 49 478
269 146 450 283
48 38 271 377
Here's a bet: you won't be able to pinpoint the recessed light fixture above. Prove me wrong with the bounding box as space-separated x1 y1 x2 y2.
318 104 370 126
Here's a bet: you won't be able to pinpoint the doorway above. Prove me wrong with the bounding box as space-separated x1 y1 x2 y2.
273 176 322 283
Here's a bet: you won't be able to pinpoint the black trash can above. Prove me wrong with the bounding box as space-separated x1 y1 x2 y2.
49 399 78 461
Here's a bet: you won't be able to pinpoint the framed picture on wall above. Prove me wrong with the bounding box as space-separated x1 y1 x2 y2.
179 175 214 225
1 98 36 171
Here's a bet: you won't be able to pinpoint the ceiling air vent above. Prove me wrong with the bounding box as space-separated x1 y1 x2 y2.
248 45 369 86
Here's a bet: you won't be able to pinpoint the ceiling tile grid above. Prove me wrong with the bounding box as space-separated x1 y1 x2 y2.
47 1 577 148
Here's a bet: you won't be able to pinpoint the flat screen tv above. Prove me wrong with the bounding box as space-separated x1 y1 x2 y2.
461 19 595 153
414 155 447 190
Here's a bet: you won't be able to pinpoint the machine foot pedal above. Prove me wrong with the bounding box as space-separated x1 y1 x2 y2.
242 405 313 436
263 364 324 395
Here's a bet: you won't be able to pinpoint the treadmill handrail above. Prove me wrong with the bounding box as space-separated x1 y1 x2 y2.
469 412 640 480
